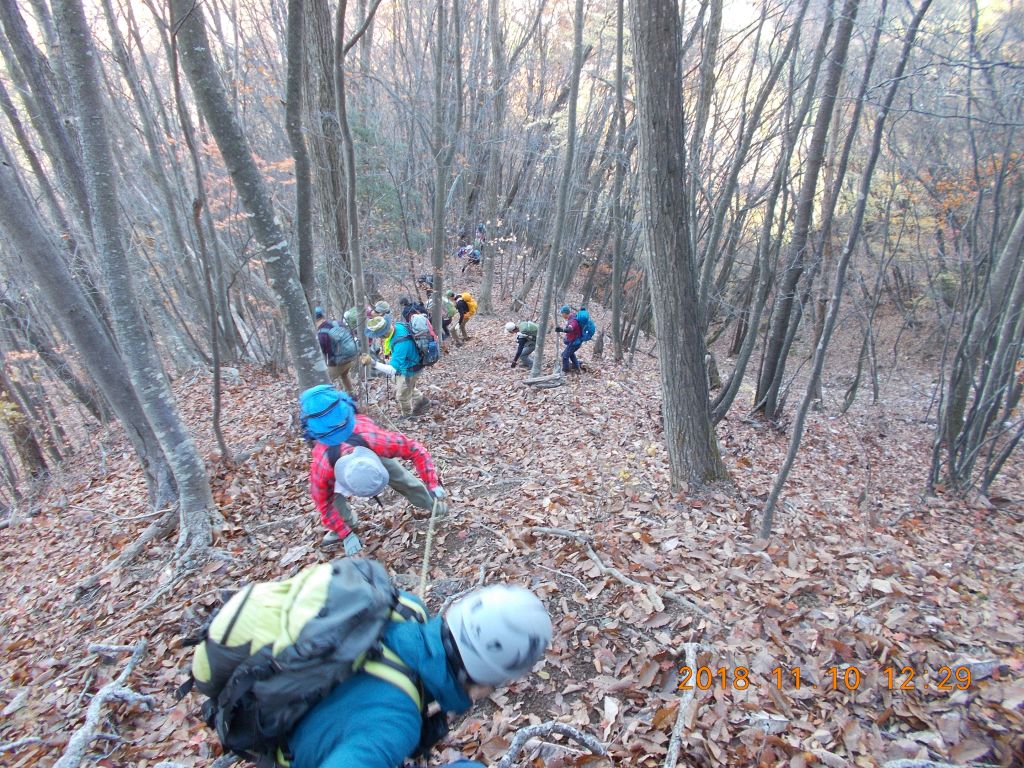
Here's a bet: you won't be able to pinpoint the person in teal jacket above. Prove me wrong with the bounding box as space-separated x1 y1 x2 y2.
288 584 552 768
389 319 430 417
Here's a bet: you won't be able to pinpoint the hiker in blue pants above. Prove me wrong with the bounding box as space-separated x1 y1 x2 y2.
555 304 583 373
288 585 552 768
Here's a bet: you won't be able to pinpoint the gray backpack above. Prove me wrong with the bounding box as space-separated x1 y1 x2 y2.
326 321 358 364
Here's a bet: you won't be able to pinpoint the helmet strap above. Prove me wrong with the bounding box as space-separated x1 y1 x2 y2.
440 619 473 688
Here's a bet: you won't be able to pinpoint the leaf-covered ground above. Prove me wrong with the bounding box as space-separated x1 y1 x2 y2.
1 301 1022 767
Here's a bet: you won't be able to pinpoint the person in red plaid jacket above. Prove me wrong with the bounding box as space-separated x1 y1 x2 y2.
300 385 448 553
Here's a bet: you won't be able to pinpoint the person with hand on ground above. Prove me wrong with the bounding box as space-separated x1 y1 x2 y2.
505 319 539 369
301 385 448 552
288 581 553 768
555 304 583 374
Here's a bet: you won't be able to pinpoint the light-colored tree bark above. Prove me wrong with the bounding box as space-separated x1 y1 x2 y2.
169 0 325 391
761 0 933 537
630 0 730 487
529 0 585 378
56 0 219 558
755 0 860 418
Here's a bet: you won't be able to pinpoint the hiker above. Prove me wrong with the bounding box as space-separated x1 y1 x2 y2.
300 385 448 551
505 320 539 369
365 315 393 361
398 295 428 323
289 581 551 768
315 306 359 394
427 289 459 344
555 304 583 374
190 555 552 768
453 291 476 342
390 311 435 417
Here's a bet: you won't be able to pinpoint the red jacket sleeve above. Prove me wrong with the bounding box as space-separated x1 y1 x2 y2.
352 416 440 490
309 442 352 537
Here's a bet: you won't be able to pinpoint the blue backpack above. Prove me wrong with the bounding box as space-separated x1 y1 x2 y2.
576 309 596 342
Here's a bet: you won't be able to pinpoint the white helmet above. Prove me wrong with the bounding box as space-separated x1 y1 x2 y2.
445 585 552 686
504 322 517 333
333 447 389 497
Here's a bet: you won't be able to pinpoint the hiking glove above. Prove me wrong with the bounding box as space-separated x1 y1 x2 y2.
432 486 447 499
343 532 363 556
360 353 372 365
431 498 449 517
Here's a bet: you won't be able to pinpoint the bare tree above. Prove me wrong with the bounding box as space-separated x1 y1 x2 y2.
56 0 219 558
630 0 729 487
170 0 325 391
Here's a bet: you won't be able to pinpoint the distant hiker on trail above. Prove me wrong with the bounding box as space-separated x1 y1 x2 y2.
555 304 583 374
455 233 481 275
425 288 458 344
398 295 428 323
191 550 552 768
505 320 539 369
452 291 476 342
315 306 358 394
300 385 448 552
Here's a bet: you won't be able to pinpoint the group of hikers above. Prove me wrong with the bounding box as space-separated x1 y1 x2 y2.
186 284 609 768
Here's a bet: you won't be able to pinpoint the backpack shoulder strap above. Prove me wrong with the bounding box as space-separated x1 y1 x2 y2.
362 645 424 710
345 433 369 450
326 444 342 467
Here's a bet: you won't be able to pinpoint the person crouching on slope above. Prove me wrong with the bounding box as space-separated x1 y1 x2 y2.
505 320 539 369
301 385 448 553
287 583 553 768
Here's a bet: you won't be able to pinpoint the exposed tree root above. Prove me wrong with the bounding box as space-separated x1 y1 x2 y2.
526 527 710 622
495 721 606 768
74 506 178 596
0 737 45 753
52 642 152 768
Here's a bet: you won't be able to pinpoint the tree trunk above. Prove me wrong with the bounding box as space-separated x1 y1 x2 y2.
610 0 627 363
170 0 325 391
529 0 585 378
755 0 859 417
759 0 932 538
57 0 219 558
286 0 315 310
630 0 729 487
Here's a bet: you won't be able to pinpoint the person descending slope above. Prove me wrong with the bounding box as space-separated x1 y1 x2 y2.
315 306 359 393
300 385 447 552
189 556 553 768
505 320 539 369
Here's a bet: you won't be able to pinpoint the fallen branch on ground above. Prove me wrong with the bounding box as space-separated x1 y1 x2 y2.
494 721 606 768
664 643 700 768
52 641 153 768
0 737 45 753
527 527 709 621
522 373 565 388
882 761 974 768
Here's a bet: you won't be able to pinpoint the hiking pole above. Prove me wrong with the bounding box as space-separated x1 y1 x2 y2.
418 498 442 596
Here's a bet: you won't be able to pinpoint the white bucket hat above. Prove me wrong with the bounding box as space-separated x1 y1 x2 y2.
333 447 389 497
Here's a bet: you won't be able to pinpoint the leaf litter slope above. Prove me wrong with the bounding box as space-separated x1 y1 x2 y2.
0 309 1022 767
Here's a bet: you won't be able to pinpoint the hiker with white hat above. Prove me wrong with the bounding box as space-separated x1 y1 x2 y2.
300 385 448 553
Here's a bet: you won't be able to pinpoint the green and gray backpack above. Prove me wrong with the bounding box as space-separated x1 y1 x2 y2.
187 558 437 767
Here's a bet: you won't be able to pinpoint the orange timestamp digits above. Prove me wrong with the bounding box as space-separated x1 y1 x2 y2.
677 666 975 692
676 666 751 690
770 665 973 691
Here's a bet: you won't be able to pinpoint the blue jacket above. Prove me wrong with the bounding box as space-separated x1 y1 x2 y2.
288 600 474 768
389 322 421 377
